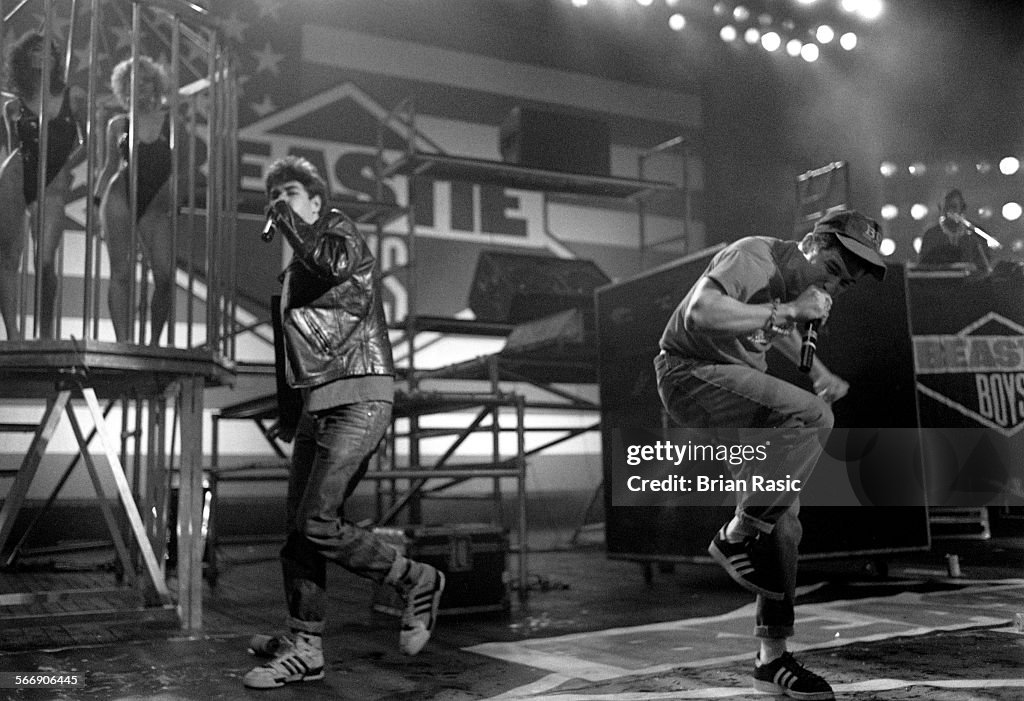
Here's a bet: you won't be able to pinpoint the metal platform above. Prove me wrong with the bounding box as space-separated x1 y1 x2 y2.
0 341 233 631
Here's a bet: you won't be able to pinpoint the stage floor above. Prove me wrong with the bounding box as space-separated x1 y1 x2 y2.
0 530 1022 700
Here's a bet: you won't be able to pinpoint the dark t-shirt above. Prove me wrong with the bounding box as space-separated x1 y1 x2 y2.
659 236 800 372
918 224 991 270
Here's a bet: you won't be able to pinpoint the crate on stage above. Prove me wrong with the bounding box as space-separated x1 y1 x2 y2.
372 524 510 616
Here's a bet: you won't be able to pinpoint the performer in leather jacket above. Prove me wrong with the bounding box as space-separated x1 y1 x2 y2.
243 156 444 690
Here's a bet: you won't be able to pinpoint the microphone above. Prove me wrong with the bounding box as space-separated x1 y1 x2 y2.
799 320 819 373
261 201 291 242
261 207 278 242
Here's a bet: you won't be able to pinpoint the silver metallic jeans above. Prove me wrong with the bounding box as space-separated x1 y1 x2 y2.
281 401 397 624
655 351 833 639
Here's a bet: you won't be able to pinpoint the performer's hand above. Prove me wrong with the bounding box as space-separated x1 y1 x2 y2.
812 371 848 404
268 200 299 238
791 286 833 323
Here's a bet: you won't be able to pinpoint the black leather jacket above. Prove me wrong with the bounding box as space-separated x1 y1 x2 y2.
279 209 394 388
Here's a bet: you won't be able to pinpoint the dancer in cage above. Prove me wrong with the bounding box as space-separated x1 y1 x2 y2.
0 30 83 340
94 55 177 345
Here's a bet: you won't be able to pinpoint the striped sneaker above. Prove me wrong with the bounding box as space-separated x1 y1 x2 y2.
708 526 785 600
242 633 325 689
399 563 445 655
752 652 834 700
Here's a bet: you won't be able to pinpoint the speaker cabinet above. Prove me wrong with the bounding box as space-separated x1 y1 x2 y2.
499 106 611 176
468 250 610 327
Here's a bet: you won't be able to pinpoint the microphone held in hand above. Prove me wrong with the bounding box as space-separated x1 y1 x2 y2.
260 200 293 242
799 320 819 373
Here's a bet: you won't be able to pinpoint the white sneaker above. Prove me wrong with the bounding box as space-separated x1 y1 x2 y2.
242 633 325 689
399 564 445 655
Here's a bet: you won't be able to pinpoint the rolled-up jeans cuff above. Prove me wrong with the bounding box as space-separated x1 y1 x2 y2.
737 510 775 535
755 624 793 639
287 615 325 634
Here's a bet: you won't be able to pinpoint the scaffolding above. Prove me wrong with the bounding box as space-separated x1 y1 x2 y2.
370 98 680 599
0 0 238 631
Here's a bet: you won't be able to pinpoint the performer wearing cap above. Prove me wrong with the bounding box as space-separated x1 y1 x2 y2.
654 209 886 700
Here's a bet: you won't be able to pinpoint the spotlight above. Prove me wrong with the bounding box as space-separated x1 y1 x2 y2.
879 161 897 177
979 206 994 219
879 238 896 257
744 27 761 44
815 25 835 43
571 0 587 6
908 162 927 176
880 203 899 219
944 162 960 175
1003 202 1023 221
636 0 654 7
1013 239 1024 253
669 13 686 31
800 43 819 62
910 203 929 220
912 237 923 254
976 161 992 174
758 13 773 26
857 0 884 21
734 6 750 22
839 32 857 50
786 39 803 57
761 32 781 51
713 2 729 17
999 156 1020 175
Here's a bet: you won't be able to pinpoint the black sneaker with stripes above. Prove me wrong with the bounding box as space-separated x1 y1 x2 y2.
752 652 835 700
707 526 785 600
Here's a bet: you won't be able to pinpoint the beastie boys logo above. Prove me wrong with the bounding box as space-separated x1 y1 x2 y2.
913 312 1024 436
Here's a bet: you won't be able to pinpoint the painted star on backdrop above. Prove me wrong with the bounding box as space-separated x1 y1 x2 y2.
249 94 277 117
219 12 249 44
251 42 284 75
252 0 285 22
110 25 133 52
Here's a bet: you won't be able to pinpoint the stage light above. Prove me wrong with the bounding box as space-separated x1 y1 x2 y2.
713 2 729 17
912 237 923 254
800 43 819 62
1003 202 1022 221
979 206 994 219
666 0 681 6
908 162 927 176
910 203 929 220
880 203 899 219
720 24 738 42
796 0 818 5
976 161 992 174
879 161 897 177
669 13 686 30
744 27 761 44
761 32 781 51
786 39 803 57
815 25 834 43
999 156 1020 175
944 162 960 175
734 6 750 22
839 32 857 50
636 0 654 7
758 13 773 26
857 0 884 21
879 238 896 257
571 0 588 6
1013 239 1024 253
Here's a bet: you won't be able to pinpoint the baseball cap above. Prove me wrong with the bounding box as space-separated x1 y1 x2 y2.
812 209 886 281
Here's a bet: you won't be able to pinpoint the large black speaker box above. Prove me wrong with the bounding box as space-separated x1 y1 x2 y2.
468 250 611 327
499 106 611 176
